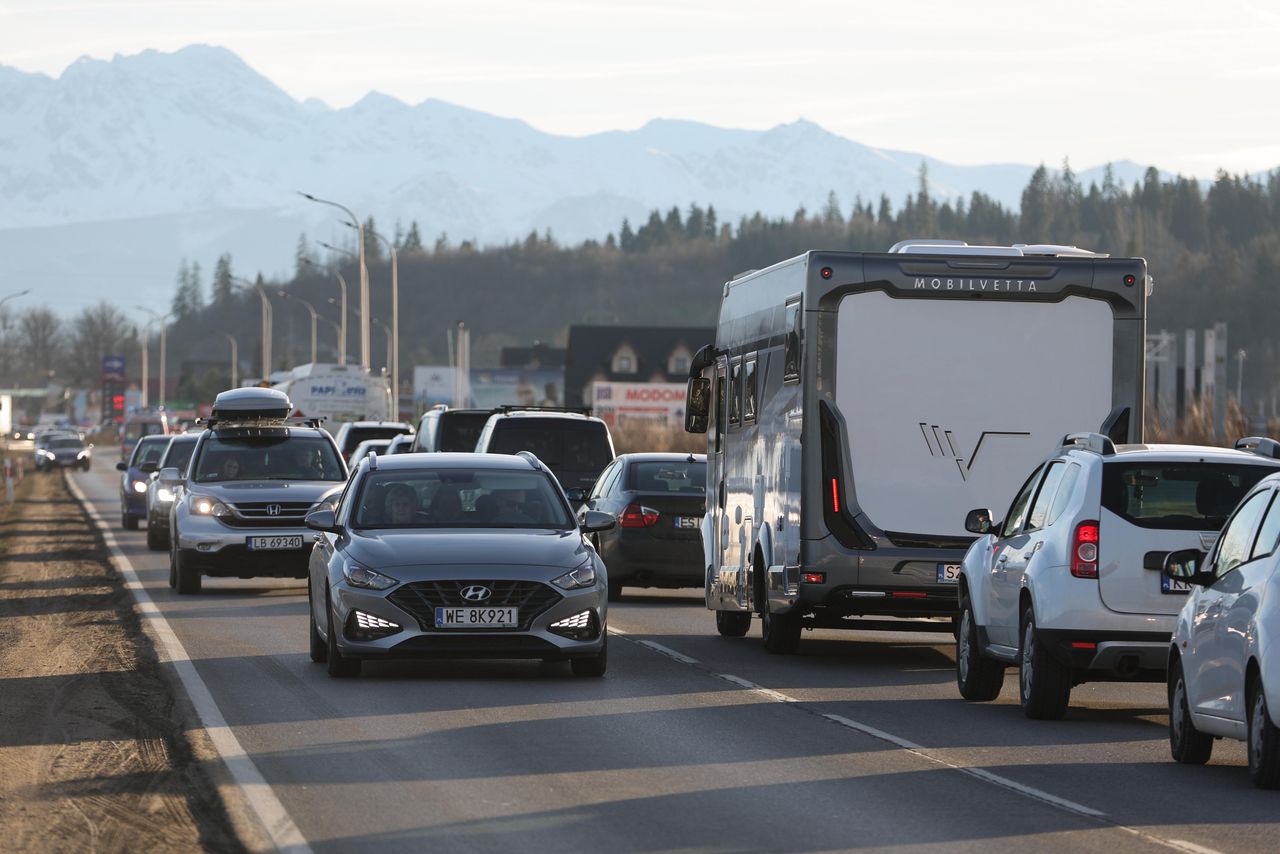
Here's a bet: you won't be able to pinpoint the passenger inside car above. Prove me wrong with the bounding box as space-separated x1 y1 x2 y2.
383 484 418 525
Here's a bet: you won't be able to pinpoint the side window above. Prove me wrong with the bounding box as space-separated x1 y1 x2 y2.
603 462 625 497
1214 489 1270 578
783 297 801 384
1046 462 1082 527
1001 465 1044 538
742 355 758 424
1250 490 1280 560
590 461 618 499
1026 461 1066 531
728 359 742 427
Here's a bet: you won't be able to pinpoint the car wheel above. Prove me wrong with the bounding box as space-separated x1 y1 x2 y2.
1248 676 1280 789
1168 657 1213 765
761 597 802 655
168 543 177 588
1018 605 1071 720
326 591 361 677
715 609 751 637
607 575 624 602
122 511 138 530
174 548 201 595
956 595 1005 702
571 634 607 677
146 521 164 551
308 581 328 664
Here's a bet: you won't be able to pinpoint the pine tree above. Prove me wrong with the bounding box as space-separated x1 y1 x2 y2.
705 206 718 239
1021 164 1054 243
619 219 635 251
212 254 234 305
823 190 844 223
402 221 424 254
363 216 383 263
171 259 191 319
294 233 314 277
188 261 205 312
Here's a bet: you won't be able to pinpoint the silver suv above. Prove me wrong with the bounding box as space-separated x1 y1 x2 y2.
165 388 348 594
956 433 1280 719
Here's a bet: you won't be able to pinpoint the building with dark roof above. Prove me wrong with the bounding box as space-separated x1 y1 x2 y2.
499 342 566 370
564 325 714 409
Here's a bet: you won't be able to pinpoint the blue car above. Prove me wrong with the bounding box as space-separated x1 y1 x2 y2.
116 435 169 530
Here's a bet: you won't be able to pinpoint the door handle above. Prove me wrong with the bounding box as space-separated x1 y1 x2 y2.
997 554 1008 563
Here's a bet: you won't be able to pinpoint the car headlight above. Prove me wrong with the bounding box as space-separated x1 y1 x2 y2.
190 496 230 517
342 561 398 590
157 487 175 503
552 561 597 591
132 480 148 493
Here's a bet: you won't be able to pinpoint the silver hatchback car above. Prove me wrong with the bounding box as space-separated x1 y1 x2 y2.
306 451 616 677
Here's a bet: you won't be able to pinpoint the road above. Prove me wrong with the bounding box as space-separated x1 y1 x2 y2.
70 465 1279 853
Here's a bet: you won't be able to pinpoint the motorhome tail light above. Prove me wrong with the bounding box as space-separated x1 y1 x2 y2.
820 266 833 280
802 572 825 584
620 504 660 528
1123 274 1136 287
1072 521 1099 578
830 478 840 513
891 591 927 599
1070 641 1097 650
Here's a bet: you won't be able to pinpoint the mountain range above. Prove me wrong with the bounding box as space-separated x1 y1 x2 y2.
0 44 1159 314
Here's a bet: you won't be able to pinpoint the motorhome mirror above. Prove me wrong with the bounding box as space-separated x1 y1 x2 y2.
685 377 710 434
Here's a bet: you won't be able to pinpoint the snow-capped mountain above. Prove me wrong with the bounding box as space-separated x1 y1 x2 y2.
0 45 1155 313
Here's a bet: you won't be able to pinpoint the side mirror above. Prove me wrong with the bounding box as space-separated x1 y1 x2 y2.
684 376 710 434
305 508 340 533
158 466 181 484
580 510 617 534
964 508 995 535
1164 548 1212 585
564 487 587 504
115 461 127 472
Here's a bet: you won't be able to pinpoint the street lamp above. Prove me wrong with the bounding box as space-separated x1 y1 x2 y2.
0 288 31 311
298 192 370 372
301 257 348 364
346 222 399 419
217 332 239 389
277 290 320 366
135 307 171 410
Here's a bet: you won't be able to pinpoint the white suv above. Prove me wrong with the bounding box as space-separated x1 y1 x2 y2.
955 433 1280 719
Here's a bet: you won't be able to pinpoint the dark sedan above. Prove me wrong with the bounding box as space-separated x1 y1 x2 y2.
116 434 169 529
577 453 706 601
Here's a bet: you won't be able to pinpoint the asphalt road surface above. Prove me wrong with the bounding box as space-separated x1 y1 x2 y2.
70 466 1280 853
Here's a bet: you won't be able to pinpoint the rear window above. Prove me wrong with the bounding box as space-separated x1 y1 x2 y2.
488 418 613 472
628 460 706 494
1101 462 1277 530
438 412 490 452
342 427 409 453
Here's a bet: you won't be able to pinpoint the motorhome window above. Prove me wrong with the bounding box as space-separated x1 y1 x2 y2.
743 356 758 423
728 360 742 426
783 298 801 384
713 369 726 454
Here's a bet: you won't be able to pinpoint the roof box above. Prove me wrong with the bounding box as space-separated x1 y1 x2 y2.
211 387 292 421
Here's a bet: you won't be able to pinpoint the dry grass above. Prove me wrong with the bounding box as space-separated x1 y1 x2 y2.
1145 396 1252 446
610 421 706 455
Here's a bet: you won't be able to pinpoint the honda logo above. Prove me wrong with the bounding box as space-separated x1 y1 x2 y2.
265 504 282 516
460 585 492 602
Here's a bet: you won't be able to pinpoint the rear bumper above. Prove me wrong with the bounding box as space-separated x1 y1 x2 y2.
604 531 701 586
794 539 966 621
1035 628 1171 678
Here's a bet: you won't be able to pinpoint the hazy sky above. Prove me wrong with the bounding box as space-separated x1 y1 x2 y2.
2 0 1279 175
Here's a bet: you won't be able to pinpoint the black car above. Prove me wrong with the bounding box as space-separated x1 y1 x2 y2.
577 453 706 601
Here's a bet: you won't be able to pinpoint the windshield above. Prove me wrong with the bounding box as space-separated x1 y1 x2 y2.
50 437 85 450
193 435 345 482
160 439 197 476
487 419 613 472
130 439 167 467
439 413 491 452
353 468 574 529
1102 462 1277 530
629 460 706 494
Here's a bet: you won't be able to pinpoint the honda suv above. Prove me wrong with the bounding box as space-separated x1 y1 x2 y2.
165 388 347 594
955 433 1280 719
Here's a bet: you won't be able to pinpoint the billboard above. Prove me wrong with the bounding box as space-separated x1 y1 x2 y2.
413 366 564 411
591 382 687 429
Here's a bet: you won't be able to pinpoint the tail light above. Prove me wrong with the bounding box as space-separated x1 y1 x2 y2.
620 503 659 528
1072 520 1099 578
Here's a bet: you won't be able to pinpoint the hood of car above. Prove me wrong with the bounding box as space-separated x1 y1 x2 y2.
342 528 589 570
189 481 343 503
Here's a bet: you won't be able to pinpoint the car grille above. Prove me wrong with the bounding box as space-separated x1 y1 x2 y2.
388 580 562 631
223 501 314 528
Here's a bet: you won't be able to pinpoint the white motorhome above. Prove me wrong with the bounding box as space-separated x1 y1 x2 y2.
272 363 391 435
684 240 1150 654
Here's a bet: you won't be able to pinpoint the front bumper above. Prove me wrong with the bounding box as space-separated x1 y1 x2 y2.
176 515 313 577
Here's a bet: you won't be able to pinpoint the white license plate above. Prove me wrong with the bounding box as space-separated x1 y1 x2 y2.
1161 576 1192 594
673 516 701 529
435 607 518 628
936 563 962 583
246 535 304 550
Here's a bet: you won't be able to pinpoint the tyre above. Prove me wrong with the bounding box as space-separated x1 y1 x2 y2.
308 581 328 663
715 609 751 637
761 598 802 655
174 548 201 595
168 544 177 589
956 596 1005 702
571 634 607 677
1018 605 1071 720
82 461 91 471
122 511 138 530
326 592 361 677
607 575 624 602
1248 676 1280 789
146 521 164 552
1168 657 1213 765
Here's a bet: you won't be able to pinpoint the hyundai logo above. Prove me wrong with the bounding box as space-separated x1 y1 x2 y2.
266 504 282 516
460 585 492 602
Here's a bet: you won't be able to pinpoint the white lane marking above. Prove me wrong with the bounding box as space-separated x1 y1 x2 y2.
66 473 312 854
623 636 1225 854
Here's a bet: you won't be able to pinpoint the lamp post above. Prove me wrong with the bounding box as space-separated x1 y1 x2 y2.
277 290 319 366
329 299 392 375
218 332 239 389
138 318 153 409
299 192 370 372
346 222 399 418
301 257 348 364
0 288 31 311
135 307 171 409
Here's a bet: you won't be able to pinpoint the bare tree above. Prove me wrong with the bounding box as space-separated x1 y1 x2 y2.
18 306 62 380
64 302 134 385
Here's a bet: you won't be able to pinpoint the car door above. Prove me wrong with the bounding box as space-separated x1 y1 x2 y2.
987 464 1045 647
1218 488 1280 721
1189 487 1271 717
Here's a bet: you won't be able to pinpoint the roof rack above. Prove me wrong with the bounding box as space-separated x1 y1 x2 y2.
1061 432 1117 456
198 415 324 430
495 405 592 416
1234 436 1280 460
515 450 546 470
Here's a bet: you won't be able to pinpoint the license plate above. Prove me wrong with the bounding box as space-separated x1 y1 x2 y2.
246 535 304 550
435 607 518 628
1161 575 1192 594
673 516 701 529
936 563 962 583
